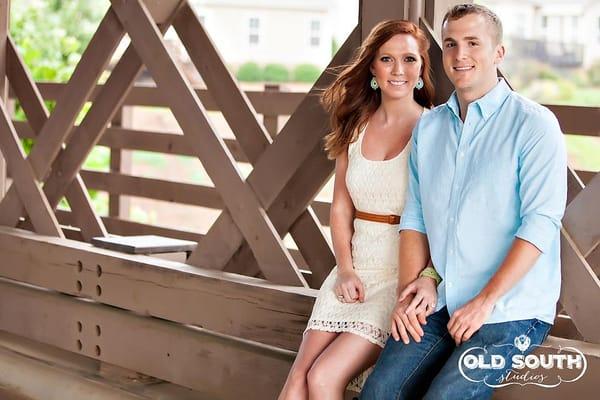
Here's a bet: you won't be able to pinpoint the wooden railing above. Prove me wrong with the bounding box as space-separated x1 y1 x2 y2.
9 82 599 276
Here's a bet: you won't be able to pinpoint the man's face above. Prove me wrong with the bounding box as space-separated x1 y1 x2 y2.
441 13 504 93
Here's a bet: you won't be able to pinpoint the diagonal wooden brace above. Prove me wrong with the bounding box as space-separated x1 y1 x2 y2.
38 14 184 218
110 0 306 286
173 3 335 285
0 100 63 237
186 27 360 283
5 37 107 240
0 8 124 232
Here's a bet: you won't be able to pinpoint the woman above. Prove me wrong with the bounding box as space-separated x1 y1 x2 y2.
278 20 436 399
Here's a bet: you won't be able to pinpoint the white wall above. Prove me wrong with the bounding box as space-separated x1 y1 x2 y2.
190 0 335 68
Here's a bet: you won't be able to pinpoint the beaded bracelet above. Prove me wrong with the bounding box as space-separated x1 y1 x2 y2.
419 266 442 286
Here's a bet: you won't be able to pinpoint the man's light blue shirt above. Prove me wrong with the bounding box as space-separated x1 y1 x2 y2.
400 79 567 325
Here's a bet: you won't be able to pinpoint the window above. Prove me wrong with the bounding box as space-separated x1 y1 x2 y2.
310 20 320 47
249 17 260 45
541 15 547 28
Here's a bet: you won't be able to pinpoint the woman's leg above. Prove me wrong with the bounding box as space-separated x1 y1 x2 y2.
278 329 339 400
307 332 382 400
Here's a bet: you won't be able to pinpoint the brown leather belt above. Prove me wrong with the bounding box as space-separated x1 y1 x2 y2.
355 210 400 225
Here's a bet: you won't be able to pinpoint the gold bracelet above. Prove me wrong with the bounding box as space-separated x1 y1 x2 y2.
419 266 442 286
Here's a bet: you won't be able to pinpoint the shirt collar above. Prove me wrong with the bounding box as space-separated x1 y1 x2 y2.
445 78 512 121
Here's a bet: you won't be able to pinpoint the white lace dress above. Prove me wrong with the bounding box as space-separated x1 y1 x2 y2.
305 125 410 389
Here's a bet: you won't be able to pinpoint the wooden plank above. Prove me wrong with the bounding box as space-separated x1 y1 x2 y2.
0 101 63 237
0 277 296 399
360 0 407 40
187 27 359 272
0 8 124 226
109 107 133 218
546 104 600 137
81 170 224 209
0 226 315 351
408 0 424 24
55 209 311 272
110 0 306 286
563 173 600 257
91 235 196 254
560 228 600 343
56 209 204 243
14 121 250 162
26 82 305 115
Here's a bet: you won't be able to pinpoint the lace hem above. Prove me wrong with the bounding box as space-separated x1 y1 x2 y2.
305 319 389 348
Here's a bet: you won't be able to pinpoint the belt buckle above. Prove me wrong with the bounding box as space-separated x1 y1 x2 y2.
387 215 395 224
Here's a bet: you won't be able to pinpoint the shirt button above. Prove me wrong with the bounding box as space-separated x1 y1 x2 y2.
447 282 454 288
459 152 465 158
449 217 454 222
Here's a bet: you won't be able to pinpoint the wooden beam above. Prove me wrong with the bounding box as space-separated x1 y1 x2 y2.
0 226 315 351
560 228 600 343
110 0 306 286
359 0 407 41
19 82 306 115
0 277 296 400
547 104 600 137
563 173 600 257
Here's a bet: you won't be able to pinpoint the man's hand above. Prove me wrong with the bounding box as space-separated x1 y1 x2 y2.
391 294 427 344
447 295 494 345
398 276 438 316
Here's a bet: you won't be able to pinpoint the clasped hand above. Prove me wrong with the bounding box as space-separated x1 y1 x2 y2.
391 276 437 344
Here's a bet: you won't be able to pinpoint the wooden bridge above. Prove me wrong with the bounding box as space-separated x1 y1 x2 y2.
0 0 598 398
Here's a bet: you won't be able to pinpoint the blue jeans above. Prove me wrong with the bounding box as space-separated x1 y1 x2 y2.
360 307 551 400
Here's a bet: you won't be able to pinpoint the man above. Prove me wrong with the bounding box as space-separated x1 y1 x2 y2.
360 4 567 399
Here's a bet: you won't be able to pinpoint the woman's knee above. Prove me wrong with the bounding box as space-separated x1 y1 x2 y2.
306 362 330 393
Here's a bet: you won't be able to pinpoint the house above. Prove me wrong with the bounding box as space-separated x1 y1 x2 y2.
480 0 600 68
187 0 337 69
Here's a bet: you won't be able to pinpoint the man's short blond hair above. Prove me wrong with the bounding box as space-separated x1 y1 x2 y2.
442 3 503 44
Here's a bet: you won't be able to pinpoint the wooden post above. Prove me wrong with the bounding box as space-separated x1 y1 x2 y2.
109 106 133 219
409 0 423 24
0 0 9 198
262 84 279 138
359 0 407 41
424 0 471 38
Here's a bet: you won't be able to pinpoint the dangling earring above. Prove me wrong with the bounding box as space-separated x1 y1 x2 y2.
370 76 379 90
415 77 424 90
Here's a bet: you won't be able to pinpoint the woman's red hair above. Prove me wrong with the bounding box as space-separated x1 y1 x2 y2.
322 20 434 159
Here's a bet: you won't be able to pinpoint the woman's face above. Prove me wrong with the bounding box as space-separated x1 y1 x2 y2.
370 33 422 100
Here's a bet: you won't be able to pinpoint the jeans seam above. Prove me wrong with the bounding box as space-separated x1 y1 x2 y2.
394 331 451 400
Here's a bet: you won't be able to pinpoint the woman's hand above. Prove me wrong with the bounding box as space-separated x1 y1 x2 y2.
334 268 365 303
398 276 438 316
391 294 426 344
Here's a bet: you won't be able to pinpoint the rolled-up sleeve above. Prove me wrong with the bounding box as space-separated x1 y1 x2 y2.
399 121 427 234
515 110 567 253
